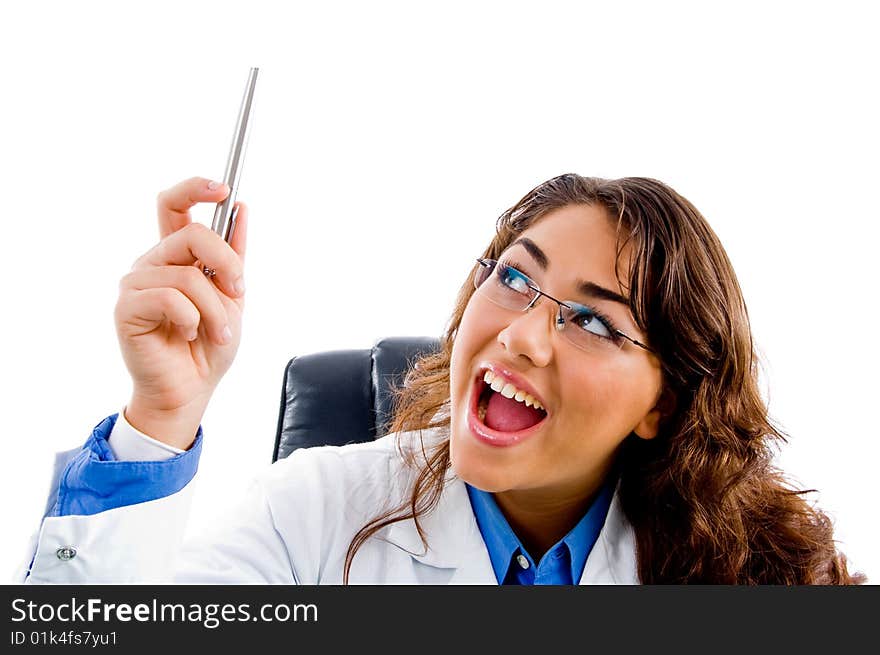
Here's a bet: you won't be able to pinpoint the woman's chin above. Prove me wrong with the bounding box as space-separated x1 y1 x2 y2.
449 426 514 493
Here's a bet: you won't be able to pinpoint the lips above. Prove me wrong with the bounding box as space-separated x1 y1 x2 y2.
466 366 549 447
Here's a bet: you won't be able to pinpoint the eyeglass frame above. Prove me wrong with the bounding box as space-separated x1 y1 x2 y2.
473 258 655 354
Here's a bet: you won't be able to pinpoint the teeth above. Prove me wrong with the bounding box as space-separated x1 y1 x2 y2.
480 370 545 412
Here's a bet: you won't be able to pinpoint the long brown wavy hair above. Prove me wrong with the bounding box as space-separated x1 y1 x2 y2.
344 174 865 584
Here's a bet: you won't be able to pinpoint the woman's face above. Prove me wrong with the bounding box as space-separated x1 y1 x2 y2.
449 203 666 503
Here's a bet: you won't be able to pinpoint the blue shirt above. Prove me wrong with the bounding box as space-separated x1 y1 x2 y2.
466 481 614 585
48 413 202 517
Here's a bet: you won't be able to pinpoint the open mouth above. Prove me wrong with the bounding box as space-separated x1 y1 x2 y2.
468 369 549 446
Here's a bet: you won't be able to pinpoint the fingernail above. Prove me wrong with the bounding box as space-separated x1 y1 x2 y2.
221 325 232 344
233 276 246 296
207 180 221 190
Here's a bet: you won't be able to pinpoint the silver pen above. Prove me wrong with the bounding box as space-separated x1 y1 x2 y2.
204 67 258 277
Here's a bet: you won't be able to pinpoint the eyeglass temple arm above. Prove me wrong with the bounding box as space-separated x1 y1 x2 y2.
614 330 654 353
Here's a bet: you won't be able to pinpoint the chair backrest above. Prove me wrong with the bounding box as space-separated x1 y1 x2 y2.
272 336 441 462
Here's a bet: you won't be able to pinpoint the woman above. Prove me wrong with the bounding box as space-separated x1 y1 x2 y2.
21 174 865 584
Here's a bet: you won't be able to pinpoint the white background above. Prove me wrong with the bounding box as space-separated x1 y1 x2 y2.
2 1 876 582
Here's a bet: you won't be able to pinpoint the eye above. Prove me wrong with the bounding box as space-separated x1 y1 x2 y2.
570 307 614 339
497 263 532 295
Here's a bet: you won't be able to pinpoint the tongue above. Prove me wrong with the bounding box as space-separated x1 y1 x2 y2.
484 391 545 432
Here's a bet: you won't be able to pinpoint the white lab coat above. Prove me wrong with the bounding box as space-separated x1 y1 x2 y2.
21 430 640 585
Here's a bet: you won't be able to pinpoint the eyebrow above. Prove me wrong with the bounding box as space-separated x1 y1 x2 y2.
510 237 630 307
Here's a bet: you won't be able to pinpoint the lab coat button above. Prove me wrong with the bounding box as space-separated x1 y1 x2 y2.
56 546 77 561
516 554 530 570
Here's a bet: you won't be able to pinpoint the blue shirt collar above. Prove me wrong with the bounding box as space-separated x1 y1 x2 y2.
466 478 615 584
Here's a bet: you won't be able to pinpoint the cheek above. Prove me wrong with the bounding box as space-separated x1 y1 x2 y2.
450 301 496 390
557 360 643 430
558 362 614 416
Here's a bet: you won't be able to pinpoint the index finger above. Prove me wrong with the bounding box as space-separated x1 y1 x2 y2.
156 177 230 239
135 222 245 299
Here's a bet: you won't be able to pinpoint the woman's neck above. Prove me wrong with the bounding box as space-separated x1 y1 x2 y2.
492 478 606 562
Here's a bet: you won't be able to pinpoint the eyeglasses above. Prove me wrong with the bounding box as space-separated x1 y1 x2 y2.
473 258 654 355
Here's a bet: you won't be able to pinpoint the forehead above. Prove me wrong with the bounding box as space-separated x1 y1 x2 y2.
508 204 631 296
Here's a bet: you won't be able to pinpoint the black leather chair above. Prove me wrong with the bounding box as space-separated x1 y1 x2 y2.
273 336 441 462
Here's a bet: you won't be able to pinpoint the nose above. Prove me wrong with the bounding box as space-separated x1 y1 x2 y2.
496 298 556 367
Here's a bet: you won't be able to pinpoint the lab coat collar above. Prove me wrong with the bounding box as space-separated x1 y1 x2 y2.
385 472 496 583
385 471 640 585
